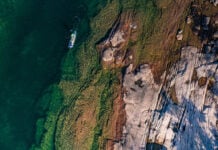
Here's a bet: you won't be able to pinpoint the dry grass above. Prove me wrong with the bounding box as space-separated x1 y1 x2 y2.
133 0 191 82
56 74 101 149
53 0 207 149
71 85 101 149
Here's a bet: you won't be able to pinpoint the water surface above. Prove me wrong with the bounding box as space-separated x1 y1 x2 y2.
0 0 88 149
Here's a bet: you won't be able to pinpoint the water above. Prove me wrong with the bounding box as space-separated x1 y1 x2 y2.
0 0 88 149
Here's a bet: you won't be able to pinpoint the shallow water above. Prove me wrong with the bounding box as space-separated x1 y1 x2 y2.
0 0 88 149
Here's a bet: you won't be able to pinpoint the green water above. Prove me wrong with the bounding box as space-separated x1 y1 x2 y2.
0 0 90 149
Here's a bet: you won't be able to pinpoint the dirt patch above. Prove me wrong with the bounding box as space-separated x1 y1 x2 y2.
191 69 198 82
105 94 126 150
198 76 207 87
208 77 215 90
73 98 98 149
150 61 166 84
57 74 105 150
104 74 126 150
169 84 179 104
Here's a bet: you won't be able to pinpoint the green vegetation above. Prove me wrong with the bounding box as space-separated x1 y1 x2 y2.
38 0 160 149
31 0 190 149
91 71 118 150
0 0 87 149
156 0 173 8
108 0 162 66
31 1 121 149
31 85 63 150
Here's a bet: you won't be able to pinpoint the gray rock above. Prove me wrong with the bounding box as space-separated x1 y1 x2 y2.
213 31 218 39
195 25 201 31
186 16 192 24
176 29 183 41
203 16 210 26
176 34 183 41
214 14 218 25
102 48 114 62
203 45 212 53
210 0 218 6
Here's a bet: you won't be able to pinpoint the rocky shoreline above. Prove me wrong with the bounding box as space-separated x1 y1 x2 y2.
101 0 218 149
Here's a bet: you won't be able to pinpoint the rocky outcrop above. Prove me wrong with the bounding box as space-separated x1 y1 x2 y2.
112 1 218 148
114 45 218 150
114 64 164 149
97 11 137 68
93 1 218 149
210 0 218 6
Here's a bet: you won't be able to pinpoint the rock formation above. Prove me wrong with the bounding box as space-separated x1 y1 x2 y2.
114 45 218 149
111 1 218 149
97 11 137 68
44 1 218 150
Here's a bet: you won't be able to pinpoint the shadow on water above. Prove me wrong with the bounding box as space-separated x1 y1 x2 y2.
0 0 90 149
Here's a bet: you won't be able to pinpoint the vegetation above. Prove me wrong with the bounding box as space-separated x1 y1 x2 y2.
134 0 161 65
31 85 63 150
31 1 120 149
31 0 192 149
91 71 118 150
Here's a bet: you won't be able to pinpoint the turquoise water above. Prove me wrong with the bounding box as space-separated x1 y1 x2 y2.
0 0 88 149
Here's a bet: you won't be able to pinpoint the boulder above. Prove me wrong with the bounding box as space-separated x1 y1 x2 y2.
195 25 201 31
214 0 218 6
130 23 137 29
213 31 218 39
102 48 114 62
203 45 212 53
202 16 210 30
202 16 210 26
176 29 183 41
110 30 125 47
186 16 192 24
176 34 183 41
214 14 218 24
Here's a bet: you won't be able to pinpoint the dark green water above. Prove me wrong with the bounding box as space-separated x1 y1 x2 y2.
0 0 89 149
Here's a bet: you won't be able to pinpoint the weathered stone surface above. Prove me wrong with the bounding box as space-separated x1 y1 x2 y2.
110 31 125 47
115 46 218 150
98 12 137 67
186 16 192 24
102 48 114 62
213 31 218 39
